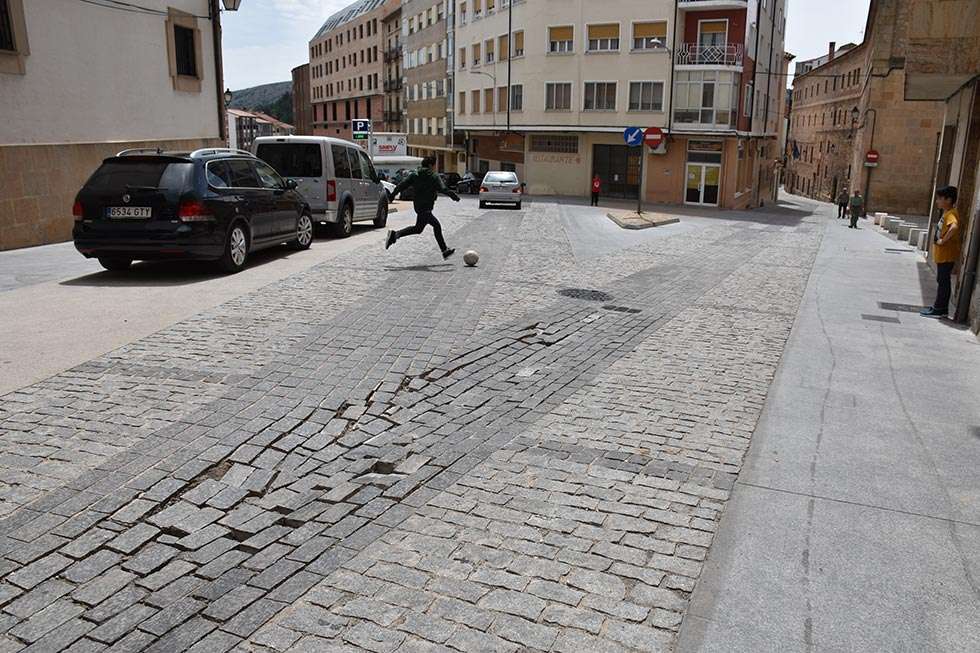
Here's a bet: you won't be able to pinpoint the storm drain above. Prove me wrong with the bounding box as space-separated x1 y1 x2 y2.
884 248 916 254
878 301 924 313
861 314 901 324
558 288 614 302
601 304 642 314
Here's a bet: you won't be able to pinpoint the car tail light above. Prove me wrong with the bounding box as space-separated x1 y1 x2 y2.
326 179 337 202
73 200 84 221
512 187 522 194
178 200 214 222
480 186 488 193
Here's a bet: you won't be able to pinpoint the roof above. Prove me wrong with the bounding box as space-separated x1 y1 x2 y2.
312 0 387 41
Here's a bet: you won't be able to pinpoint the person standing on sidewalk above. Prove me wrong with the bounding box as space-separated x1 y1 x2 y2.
385 156 459 259
848 190 864 228
591 174 602 206
837 188 849 219
920 186 961 318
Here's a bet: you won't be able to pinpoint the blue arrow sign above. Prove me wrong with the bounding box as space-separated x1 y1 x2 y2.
623 126 644 147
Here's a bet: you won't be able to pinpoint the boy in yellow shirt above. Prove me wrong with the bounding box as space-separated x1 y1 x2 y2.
920 186 961 318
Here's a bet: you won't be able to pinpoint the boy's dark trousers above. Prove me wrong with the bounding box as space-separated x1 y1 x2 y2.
933 261 954 314
394 206 447 251
591 192 599 206
838 202 847 218
849 210 859 228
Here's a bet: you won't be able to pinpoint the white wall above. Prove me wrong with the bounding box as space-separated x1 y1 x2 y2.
0 0 220 145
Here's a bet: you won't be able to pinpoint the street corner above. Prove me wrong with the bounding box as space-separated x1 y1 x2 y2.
606 210 681 230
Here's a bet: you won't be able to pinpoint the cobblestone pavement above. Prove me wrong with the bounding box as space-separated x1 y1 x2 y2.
0 198 823 652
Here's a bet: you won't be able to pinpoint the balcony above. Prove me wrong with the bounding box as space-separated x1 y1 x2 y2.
384 79 403 92
678 0 748 9
383 110 403 123
383 46 402 62
675 43 743 68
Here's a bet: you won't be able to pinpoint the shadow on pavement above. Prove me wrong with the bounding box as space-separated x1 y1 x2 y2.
60 245 306 287
382 263 454 273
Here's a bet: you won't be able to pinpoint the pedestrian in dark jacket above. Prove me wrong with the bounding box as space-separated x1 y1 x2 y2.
848 190 864 228
385 157 459 258
837 188 849 218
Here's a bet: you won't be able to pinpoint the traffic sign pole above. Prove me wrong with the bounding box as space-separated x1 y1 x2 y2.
636 151 644 215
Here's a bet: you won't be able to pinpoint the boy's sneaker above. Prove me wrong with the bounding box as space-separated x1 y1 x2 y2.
385 231 396 250
919 307 946 318
442 248 456 260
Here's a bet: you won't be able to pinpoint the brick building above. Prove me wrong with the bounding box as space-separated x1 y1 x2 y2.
382 5 403 132
291 63 313 135
309 0 395 140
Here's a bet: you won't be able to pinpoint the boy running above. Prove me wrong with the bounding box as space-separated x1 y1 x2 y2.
385 156 459 259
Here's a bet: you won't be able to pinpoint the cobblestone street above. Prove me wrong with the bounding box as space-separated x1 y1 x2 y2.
0 197 824 652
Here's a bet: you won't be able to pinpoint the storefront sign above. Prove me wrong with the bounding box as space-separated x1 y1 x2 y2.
530 153 581 165
370 134 407 156
688 140 723 153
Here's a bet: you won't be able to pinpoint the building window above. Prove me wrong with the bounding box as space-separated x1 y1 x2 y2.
584 82 616 111
628 81 663 111
471 89 481 113
497 86 507 112
459 47 466 68
510 84 523 111
459 2 467 23
530 134 578 153
513 31 524 57
1 0 16 51
587 24 619 52
472 43 481 66
673 71 737 127
484 88 494 113
498 34 509 61
458 91 466 114
632 21 667 50
545 82 572 111
166 9 202 92
743 83 752 117
485 38 494 63
549 26 573 53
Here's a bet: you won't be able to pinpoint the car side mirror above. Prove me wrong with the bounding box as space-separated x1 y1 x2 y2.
285 179 298 190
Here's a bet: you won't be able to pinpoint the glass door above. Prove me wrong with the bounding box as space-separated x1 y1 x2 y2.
685 164 721 206
686 165 703 204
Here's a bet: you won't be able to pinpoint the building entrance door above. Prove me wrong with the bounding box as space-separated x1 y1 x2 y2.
685 163 720 205
592 144 640 199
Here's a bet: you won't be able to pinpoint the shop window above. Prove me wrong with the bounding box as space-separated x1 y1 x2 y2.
530 134 578 153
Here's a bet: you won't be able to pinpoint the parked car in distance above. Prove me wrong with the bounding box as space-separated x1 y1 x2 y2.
457 172 484 195
439 172 462 190
253 136 388 237
72 148 312 273
373 156 422 202
479 171 524 209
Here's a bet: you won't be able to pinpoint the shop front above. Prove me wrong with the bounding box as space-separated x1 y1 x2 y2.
684 139 724 206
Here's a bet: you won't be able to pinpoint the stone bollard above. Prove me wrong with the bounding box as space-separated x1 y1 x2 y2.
886 218 903 233
917 231 928 250
897 224 915 240
907 228 925 244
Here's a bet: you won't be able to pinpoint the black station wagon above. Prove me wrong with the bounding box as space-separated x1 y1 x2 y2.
72 148 313 273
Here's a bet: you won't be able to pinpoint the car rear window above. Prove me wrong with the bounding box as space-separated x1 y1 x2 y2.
484 172 518 183
256 143 322 178
85 160 192 193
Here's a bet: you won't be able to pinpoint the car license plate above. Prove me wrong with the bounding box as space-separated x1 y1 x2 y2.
106 206 152 219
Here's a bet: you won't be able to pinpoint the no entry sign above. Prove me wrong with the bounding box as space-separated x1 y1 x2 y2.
644 127 664 150
865 149 880 167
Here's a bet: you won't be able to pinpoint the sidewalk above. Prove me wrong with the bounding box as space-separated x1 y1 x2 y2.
678 199 980 651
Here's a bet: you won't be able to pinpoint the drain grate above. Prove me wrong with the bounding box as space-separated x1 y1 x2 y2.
878 301 924 313
601 304 642 314
861 314 901 324
884 248 915 254
558 288 614 302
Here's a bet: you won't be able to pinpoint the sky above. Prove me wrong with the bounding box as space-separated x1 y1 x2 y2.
221 0 873 91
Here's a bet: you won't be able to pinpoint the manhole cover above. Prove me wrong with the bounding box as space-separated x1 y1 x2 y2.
558 288 613 302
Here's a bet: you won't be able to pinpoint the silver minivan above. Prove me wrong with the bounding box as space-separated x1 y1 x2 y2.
253 136 388 237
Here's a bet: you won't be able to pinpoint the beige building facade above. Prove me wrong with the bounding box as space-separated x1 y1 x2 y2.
0 0 226 250
310 0 394 140
382 6 404 132
454 0 787 209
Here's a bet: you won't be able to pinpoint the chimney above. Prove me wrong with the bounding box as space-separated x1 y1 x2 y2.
828 41 837 61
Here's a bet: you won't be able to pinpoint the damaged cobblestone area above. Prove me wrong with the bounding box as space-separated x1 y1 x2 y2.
0 203 822 652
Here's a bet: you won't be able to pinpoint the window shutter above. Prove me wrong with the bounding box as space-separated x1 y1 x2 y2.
588 24 619 40
514 31 524 51
550 26 573 41
700 20 726 34
634 21 666 39
499 34 508 59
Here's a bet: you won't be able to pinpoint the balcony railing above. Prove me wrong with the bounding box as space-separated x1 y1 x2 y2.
383 46 402 62
678 0 747 7
384 79 403 92
383 111 403 123
676 43 743 67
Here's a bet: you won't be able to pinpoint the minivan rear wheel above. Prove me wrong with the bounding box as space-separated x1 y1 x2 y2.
333 202 354 238
374 200 388 228
98 257 132 271
219 223 249 273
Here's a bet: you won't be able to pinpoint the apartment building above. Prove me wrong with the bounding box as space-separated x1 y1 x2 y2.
402 0 456 168
453 0 787 208
0 0 229 250
292 63 313 134
309 0 395 140
382 5 404 132
784 43 868 201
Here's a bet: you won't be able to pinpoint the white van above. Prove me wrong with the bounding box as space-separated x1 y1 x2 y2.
252 136 388 237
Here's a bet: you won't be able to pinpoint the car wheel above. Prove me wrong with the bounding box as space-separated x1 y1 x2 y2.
291 213 313 250
373 200 388 228
515 201 522 210
479 201 486 209
333 202 353 238
219 223 249 273
98 257 132 271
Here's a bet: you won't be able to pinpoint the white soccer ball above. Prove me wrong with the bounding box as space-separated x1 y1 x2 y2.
463 250 479 267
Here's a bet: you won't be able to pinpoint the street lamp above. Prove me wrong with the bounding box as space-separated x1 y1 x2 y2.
470 70 497 131
221 0 243 10
224 88 233 106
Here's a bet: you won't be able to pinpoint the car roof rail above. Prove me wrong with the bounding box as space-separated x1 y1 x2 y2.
117 147 165 156
189 147 255 159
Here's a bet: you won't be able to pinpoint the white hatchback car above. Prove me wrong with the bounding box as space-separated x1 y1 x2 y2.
479 171 523 209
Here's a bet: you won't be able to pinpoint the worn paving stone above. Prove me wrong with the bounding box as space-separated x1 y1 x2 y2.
0 200 824 650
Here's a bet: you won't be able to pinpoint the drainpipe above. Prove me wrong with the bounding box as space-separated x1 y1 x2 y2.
210 0 227 143
750 0 763 205
506 0 512 132
667 0 678 139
